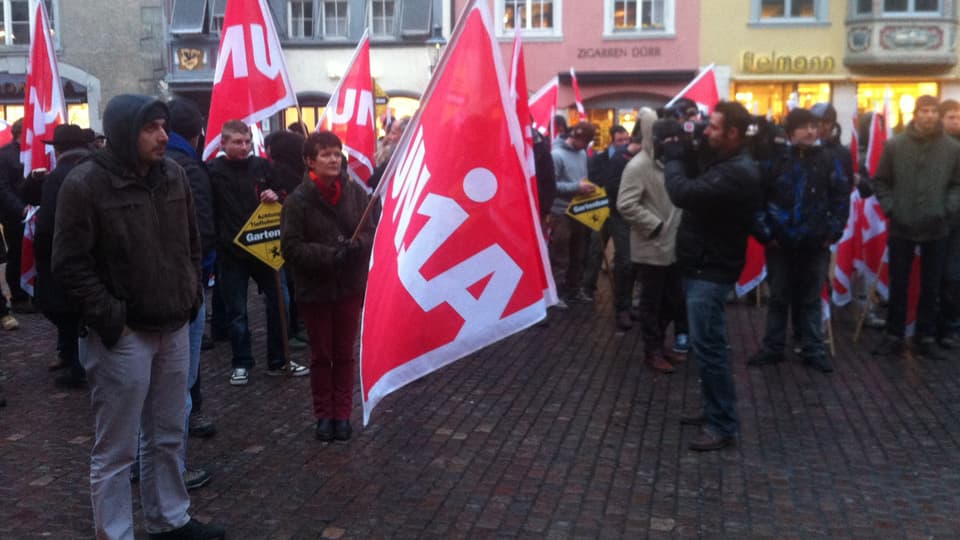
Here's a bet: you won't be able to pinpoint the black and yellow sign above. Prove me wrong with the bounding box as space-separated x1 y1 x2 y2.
566 186 610 232
234 202 284 270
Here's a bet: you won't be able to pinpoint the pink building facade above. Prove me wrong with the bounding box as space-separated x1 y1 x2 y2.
451 0 700 142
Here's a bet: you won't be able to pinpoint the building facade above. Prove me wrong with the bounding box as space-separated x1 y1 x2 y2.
0 0 167 132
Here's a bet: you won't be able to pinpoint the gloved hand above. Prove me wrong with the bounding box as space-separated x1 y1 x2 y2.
333 238 362 265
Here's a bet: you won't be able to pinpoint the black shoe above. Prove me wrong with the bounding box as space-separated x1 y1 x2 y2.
183 468 212 491
54 373 87 389
689 428 736 451
334 419 352 441
915 338 945 360
679 413 706 426
188 413 217 439
148 518 226 539
200 334 215 351
315 418 334 442
747 350 784 367
804 355 834 373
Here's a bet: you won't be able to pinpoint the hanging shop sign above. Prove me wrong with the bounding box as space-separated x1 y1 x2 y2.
741 52 836 74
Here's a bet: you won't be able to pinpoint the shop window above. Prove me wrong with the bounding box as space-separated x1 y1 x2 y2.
604 0 674 36
732 82 831 123
496 0 562 38
883 0 940 13
0 0 56 46
751 0 825 23
856 82 938 132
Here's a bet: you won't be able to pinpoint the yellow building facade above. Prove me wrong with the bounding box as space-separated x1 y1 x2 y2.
701 0 959 143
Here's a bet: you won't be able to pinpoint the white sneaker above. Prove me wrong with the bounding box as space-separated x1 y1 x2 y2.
266 361 310 377
229 368 249 386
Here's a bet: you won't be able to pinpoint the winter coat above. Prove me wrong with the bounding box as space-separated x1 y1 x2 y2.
755 144 850 248
617 107 681 266
0 140 24 223
550 139 589 214
34 147 91 315
52 95 201 348
665 148 764 284
281 174 374 304
874 121 960 241
208 155 282 260
166 132 216 259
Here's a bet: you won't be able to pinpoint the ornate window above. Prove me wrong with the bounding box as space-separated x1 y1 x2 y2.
0 0 56 46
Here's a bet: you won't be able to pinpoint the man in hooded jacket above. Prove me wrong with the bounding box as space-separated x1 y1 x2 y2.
53 95 224 539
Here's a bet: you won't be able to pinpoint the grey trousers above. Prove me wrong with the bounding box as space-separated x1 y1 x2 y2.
80 324 192 539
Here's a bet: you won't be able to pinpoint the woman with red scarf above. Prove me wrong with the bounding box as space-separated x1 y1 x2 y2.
281 131 374 441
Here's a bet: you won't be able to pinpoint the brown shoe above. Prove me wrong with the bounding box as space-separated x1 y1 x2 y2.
645 352 675 373
615 311 633 330
689 427 736 451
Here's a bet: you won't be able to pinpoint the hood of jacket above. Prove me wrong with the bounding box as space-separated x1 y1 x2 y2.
638 107 658 161
101 94 169 174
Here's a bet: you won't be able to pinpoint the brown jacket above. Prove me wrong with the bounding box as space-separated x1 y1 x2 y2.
281 175 374 303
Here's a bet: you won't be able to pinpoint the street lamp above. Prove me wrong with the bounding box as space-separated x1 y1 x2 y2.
426 24 446 73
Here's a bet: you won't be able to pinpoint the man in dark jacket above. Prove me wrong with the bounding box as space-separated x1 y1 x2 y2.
52 95 224 539
166 97 217 489
208 120 307 386
749 108 849 373
0 119 34 311
34 124 94 389
873 95 960 359
663 101 764 451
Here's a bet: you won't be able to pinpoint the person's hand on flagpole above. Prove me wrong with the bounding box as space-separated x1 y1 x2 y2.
260 189 279 203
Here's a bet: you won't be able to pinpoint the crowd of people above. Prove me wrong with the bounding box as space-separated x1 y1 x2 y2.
0 89 958 538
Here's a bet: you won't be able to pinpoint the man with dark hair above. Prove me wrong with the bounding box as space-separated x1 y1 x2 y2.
874 94 960 359
166 97 217 489
209 120 308 386
749 108 849 373
0 118 35 312
663 100 764 451
53 94 224 539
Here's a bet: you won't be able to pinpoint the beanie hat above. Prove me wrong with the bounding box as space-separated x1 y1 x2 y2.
167 98 204 140
784 108 816 135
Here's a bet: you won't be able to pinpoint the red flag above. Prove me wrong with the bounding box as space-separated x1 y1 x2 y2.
859 195 889 296
528 76 559 139
735 237 767 297
19 207 38 297
666 64 719 115
831 190 863 306
865 112 887 177
569 68 587 122
317 31 376 191
251 122 268 158
850 114 860 175
0 120 11 147
360 0 554 425
20 0 65 175
203 0 298 160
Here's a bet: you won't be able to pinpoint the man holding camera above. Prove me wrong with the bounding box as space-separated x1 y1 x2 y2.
662 101 764 451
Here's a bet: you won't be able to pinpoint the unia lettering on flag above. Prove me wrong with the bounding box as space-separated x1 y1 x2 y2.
359 0 555 426
203 0 298 160
20 0 65 175
317 30 376 192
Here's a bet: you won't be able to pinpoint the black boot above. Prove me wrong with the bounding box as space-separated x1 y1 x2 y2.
148 519 225 539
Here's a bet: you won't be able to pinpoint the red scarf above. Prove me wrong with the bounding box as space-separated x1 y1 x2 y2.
309 171 342 205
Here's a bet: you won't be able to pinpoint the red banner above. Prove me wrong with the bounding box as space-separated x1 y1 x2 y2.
735 236 767 297
317 32 376 191
569 68 586 121
20 0 64 175
528 77 559 140
666 64 719 116
360 1 553 425
203 0 297 160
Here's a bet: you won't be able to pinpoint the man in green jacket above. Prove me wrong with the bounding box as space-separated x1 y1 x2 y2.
874 94 960 359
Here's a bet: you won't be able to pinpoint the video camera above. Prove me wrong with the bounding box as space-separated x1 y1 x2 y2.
651 98 709 167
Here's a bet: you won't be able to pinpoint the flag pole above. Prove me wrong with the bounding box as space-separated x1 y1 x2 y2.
665 63 716 109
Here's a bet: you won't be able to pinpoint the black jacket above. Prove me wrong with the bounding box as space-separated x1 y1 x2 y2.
35 147 91 315
208 155 281 260
665 148 764 284
166 133 216 258
52 95 201 347
0 140 25 223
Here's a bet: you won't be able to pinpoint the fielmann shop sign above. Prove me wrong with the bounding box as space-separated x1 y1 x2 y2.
741 51 836 74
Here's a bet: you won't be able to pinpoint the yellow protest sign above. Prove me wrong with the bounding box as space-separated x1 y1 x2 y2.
234 202 285 270
566 185 610 232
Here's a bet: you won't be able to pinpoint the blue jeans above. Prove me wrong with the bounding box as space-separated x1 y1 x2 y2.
686 278 738 437
180 300 205 472
218 251 286 370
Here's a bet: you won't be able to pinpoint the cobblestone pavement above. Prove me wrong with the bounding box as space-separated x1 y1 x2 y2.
2 283 960 539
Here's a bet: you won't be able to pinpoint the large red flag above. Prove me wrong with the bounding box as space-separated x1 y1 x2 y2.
19 207 38 297
317 31 376 191
203 0 297 160
735 237 767 297
666 64 719 116
528 77 559 139
0 120 12 147
569 68 587 122
865 112 886 177
831 190 863 306
360 0 554 425
20 0 65 175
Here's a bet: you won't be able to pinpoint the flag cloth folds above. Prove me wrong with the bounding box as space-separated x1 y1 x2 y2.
735 236 767 297
528 77 559 139
831 190 863 306
360 0 554 425
665 64 719 115
317 31 376 191
569 68 587 122
203 0 298 160
19 207 38 297
20 0 65 175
